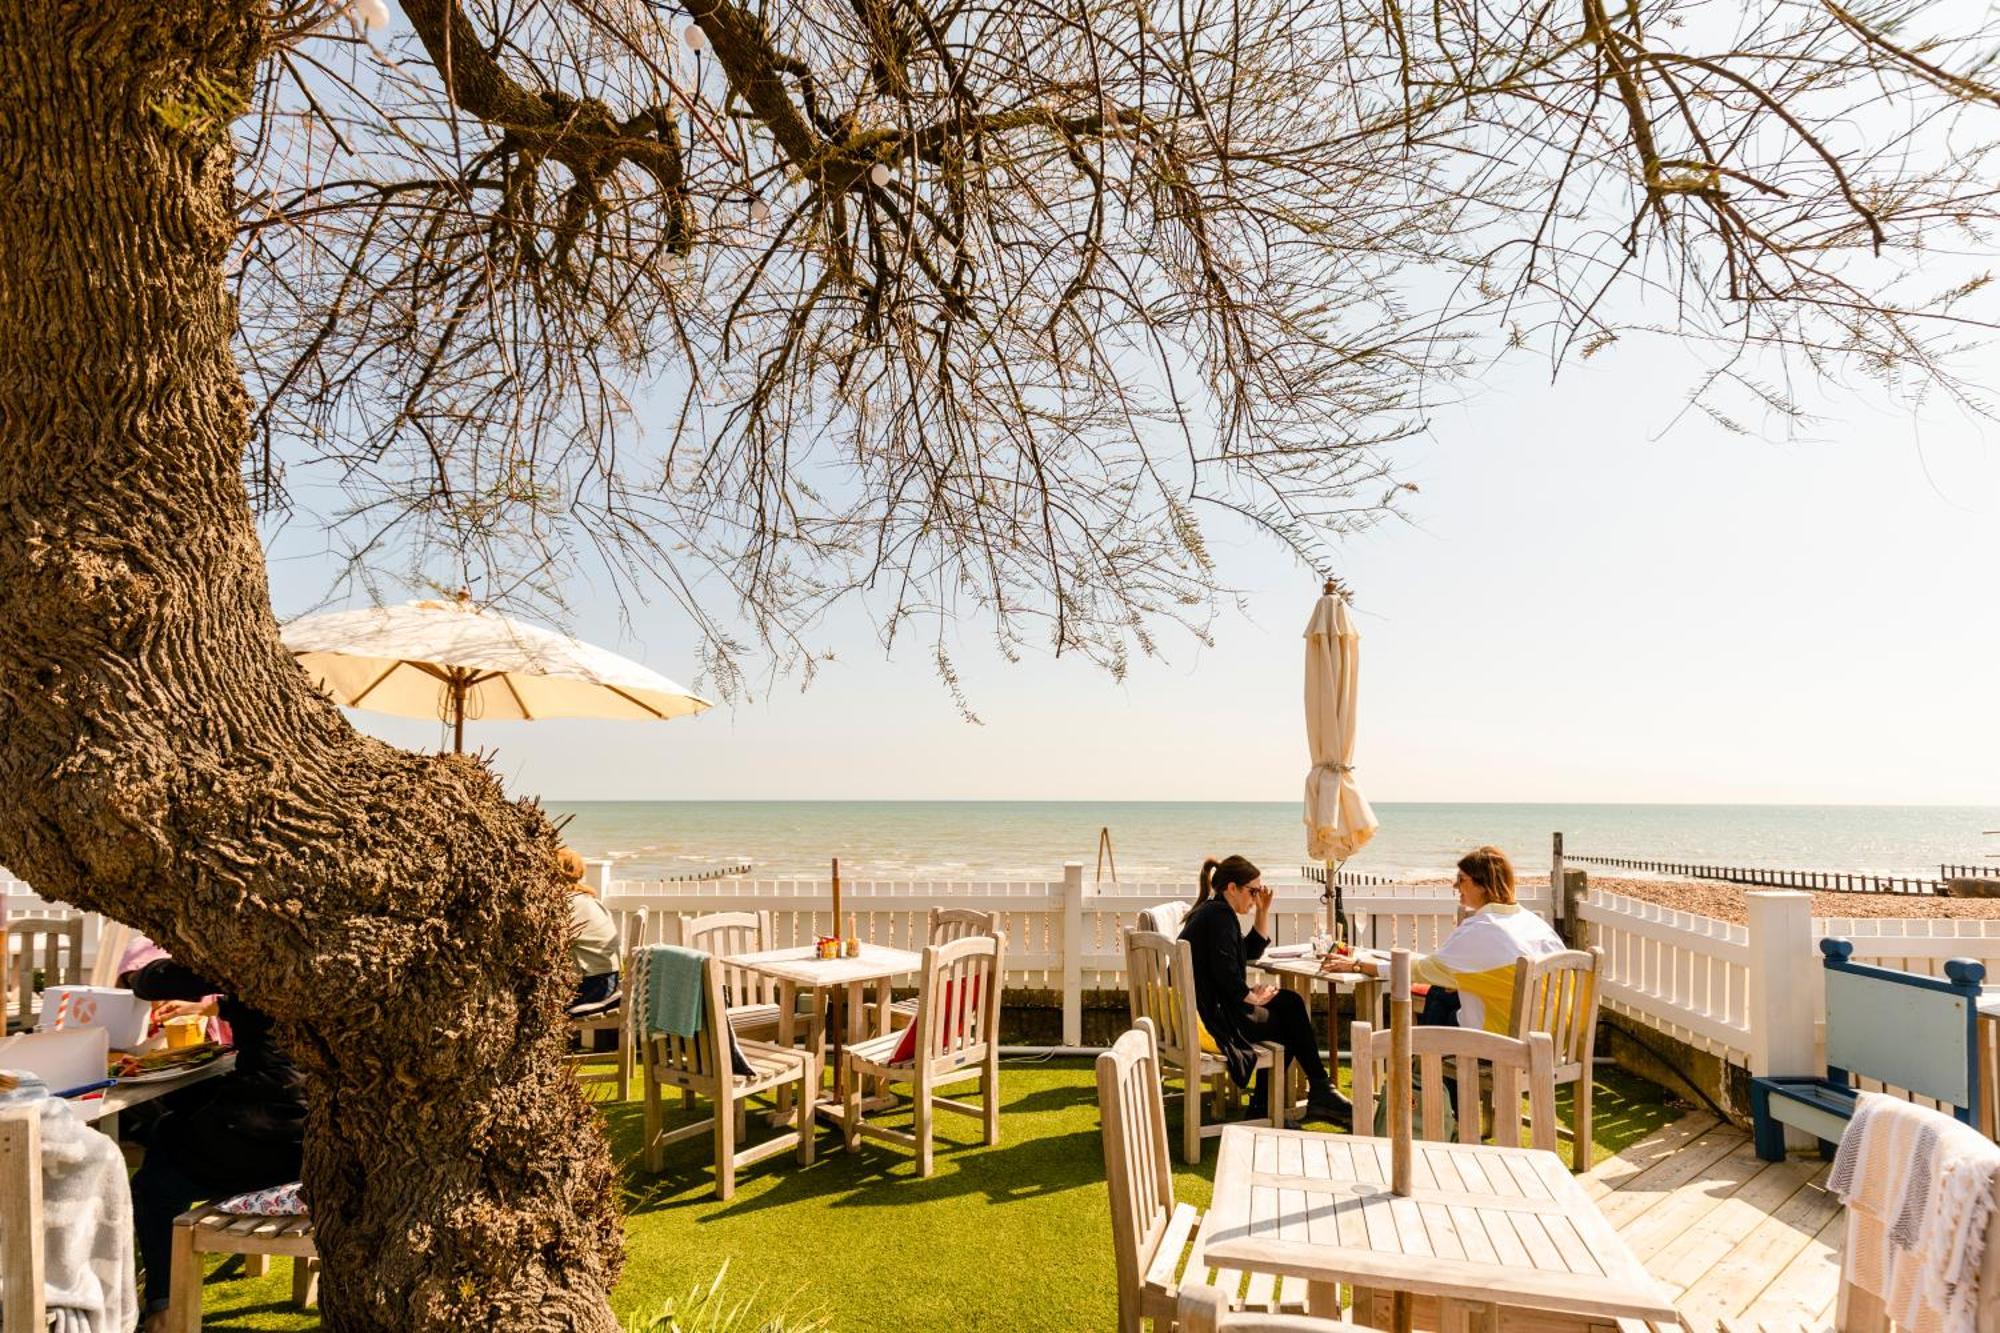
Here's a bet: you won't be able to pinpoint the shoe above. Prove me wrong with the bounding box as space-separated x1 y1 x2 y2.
1305 1088 1353 1131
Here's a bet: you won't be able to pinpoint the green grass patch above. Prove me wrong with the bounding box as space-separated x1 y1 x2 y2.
191 1059 1686 1330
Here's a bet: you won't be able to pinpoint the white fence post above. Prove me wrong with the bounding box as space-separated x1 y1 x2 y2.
1062 862 1085 1047
587 858 614 896
1747 890 1814 1145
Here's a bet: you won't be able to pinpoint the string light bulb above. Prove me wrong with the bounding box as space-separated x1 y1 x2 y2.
869 163 892 187
352 0 389 31
750 198 771 223
683 23 708 51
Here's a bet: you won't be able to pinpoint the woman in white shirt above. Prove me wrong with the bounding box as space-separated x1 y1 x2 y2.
559 848 622 1016
1320 845 1563 1033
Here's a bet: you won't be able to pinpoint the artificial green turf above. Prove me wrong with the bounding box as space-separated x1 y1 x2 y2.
191 1059 1686 1330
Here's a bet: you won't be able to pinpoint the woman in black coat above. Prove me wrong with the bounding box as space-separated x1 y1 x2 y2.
1178 855 1350 1127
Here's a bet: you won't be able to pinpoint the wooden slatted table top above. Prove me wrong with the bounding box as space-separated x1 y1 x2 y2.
729 944 923 989
1199 1125 1680 1324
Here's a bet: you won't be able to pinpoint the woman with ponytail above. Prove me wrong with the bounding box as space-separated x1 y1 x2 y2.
1179 855 1351 1127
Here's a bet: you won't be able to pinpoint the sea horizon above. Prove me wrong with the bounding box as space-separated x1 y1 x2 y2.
543 798 2000 883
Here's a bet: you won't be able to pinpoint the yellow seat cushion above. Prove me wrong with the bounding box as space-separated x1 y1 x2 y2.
1197 1018 1219 1055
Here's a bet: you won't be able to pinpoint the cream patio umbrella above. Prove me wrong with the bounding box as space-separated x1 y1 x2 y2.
282 593 711 752
1305 580 1379 934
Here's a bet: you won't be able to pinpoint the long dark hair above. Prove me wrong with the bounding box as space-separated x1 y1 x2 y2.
1197 854 1261 907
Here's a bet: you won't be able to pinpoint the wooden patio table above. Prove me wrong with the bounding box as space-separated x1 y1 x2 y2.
1252 949 1387 1046
731 944 922 1129
1196 1124 1679 1330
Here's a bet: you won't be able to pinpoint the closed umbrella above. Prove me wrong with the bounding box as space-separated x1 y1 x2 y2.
282 593 711 752
1305 580 1378 934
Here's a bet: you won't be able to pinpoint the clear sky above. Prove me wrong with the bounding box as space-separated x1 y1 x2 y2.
261 336 2000 806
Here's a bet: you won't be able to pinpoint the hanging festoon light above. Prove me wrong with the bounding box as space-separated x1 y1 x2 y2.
869 163 892 187
749 196 772 223
351 0 389 32
683 22 708 51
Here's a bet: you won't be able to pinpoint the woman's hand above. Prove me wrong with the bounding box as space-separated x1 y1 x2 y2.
1318 955 1362 975
1247 984 1279 1006
1248 883 1273 929
152 998 217 1022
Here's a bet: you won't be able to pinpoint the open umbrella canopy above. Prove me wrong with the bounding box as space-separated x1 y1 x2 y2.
282 596 711 749
1304 581 1379 865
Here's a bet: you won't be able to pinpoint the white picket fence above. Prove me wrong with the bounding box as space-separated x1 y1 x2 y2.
1577 883 2000 1113
599 864 1548 1046
1575 887 1756 1065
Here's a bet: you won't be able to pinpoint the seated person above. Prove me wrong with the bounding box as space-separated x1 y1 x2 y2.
125 956 305 1332
1180 855 1351 1127
1321 845 1564 1032
561 848 621 1016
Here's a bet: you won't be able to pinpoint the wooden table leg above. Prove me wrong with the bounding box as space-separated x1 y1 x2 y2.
1305 1281 1341 1317
872 976 892 1098
775 980 798 1117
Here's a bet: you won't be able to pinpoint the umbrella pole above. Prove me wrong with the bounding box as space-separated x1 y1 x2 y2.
451 673 466 754
1324 858 1348 943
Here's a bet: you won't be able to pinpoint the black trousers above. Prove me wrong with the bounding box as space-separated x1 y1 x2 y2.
1242 987 1331 1095
130 1107 302 1308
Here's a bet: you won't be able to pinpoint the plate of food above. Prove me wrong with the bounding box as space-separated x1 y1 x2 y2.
109 1042 228 1084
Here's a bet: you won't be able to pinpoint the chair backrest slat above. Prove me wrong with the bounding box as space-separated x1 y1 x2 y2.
1352 1022 1558 1153
6 917 82 1028
1096 1019 1177 1318
680 912 777 1008
928 907 998 945
1123 930 1199 1059
88 917 132 990
1510 948 1600 1072
915 933 1005 1067
637 950 729 1089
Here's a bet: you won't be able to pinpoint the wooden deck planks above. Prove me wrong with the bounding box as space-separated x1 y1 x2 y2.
1596 1119 1844 1332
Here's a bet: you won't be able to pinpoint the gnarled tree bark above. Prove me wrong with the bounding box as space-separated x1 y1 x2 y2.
0 4 622 1327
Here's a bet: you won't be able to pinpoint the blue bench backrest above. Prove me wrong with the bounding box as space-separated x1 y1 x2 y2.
1822 938 1985 1119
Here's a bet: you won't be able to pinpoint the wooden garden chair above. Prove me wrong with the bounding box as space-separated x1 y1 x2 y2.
678 910 793 1042
1348 1022 1559 1332
1097 1020 1331 1333
637 950 817 1201
1123 929 1286 1163
887 907 998 1028
1509 947 1601 1171
841 932 1005 1178
564 904 669 1104
5 915 82 1030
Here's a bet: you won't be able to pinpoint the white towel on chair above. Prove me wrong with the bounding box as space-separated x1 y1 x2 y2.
1831 1092 1999 1333
0 1087 137 1333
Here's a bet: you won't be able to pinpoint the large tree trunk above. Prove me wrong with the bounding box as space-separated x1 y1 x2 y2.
0 4 622 1327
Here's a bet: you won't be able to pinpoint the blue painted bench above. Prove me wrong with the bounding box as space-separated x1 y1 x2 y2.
1749 938 1986 1162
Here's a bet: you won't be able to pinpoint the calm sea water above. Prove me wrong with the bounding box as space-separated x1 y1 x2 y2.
543 801 2000 883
